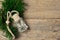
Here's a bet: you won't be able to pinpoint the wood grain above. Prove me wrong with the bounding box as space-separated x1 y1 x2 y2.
24 0 60 19
24 11 60 19
16 19 60 40
0 0 60 40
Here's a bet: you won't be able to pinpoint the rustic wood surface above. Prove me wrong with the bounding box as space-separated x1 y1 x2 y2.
0 0 60 40
24 0 60 19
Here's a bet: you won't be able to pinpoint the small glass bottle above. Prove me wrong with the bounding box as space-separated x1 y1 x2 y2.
11 10 28 32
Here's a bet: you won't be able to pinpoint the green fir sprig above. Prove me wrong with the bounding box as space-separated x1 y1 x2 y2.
0 0 26 40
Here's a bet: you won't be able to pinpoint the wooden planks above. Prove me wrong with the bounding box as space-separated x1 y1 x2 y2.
0 0 60 40
1 19 60 40
24 11 60 19
0 0 60 18
16 19 60 40
25 19 60 31
24 0 60 19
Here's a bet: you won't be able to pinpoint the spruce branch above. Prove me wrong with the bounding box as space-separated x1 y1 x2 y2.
0 0 26 40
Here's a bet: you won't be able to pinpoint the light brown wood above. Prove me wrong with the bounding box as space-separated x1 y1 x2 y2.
16 19 60 40
24 0 60 19
24 11 60 19
0 0 60 40
0 0 60 18
0 19 60 40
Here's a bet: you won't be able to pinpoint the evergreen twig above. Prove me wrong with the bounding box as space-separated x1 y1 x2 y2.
0 0 26 40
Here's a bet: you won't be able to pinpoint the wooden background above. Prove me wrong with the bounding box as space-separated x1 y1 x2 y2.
0 0 60 40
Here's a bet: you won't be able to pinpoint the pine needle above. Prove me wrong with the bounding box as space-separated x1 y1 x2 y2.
0 0 26 40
